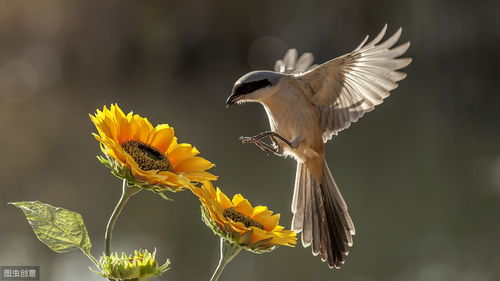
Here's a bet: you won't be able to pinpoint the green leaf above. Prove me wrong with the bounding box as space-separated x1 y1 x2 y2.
9 201 92 254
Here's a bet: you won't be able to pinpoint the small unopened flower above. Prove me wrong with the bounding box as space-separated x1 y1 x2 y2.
90 104 217 193
191 181 297 253
95 249 170 281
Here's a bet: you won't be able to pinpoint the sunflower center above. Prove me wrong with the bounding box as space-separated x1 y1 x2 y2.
121 140 172 171
223 207 264 230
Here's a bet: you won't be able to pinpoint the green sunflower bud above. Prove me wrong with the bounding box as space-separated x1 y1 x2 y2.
94 249 170 281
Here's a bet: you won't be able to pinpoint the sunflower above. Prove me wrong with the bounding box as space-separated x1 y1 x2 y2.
192 181 296 253
90 104 217 193
95 249 170 281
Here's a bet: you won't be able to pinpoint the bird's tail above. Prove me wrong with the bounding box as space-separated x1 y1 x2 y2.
291 159 355 268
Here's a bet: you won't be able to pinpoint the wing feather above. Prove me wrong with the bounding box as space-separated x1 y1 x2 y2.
274 48 317 74
364 24 388 47
296 25 411 141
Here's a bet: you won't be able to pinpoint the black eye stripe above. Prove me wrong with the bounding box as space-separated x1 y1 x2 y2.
235 79 271 96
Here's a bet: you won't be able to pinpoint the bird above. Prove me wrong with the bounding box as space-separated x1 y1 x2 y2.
225 24 411 268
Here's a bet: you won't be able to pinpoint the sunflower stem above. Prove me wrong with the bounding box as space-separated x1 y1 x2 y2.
84 251 99 268
209 238 242 281
104 180 141 257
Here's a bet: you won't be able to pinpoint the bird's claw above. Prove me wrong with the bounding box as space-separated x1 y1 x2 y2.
239 135 280 156
239 136 255 144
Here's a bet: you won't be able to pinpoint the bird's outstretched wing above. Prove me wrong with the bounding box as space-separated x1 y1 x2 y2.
297 24 412 142
274 49 317 74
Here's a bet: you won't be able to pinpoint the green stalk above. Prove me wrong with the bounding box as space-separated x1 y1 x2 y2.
84 252 99 268
209 238 242 281
104 179 141 256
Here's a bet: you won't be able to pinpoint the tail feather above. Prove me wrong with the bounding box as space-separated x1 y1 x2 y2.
301 182 314 246
291 159 355 268
310 183 323 256
323 162 356 236
291 162 306 230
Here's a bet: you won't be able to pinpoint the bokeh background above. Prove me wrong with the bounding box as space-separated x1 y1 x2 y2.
0 0 499 280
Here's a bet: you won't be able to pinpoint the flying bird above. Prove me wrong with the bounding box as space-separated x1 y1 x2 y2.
225 24 411 268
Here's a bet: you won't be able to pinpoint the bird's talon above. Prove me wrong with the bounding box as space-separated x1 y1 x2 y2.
255 143 270 156
240 133 286 156
239 136 256 144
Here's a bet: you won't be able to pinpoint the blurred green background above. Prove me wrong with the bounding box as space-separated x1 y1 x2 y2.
0 0 499 280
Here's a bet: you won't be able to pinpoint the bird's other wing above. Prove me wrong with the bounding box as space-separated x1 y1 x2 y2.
297 24 412 142
274 48 317 74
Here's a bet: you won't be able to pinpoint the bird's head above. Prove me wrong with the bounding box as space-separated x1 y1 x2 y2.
226 71 285 107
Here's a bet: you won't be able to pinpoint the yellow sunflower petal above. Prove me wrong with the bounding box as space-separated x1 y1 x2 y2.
131 114 152 142
168 143 200 165
174 156 214 173
114 107 131 144
149 125 175 153
228 221 248 234
232 194 254 217
252 206 272 223
270 230 297 246
249 227 272 243
198 180 217 199
216 188 233 209
252 205 273 218
262 214 280 231
183 171 218 182
272 225 285 232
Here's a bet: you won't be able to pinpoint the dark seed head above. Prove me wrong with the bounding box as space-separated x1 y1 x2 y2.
223 207 264 230
122 140 172 172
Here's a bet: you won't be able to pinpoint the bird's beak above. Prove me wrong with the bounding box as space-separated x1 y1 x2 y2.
225 93 239 108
